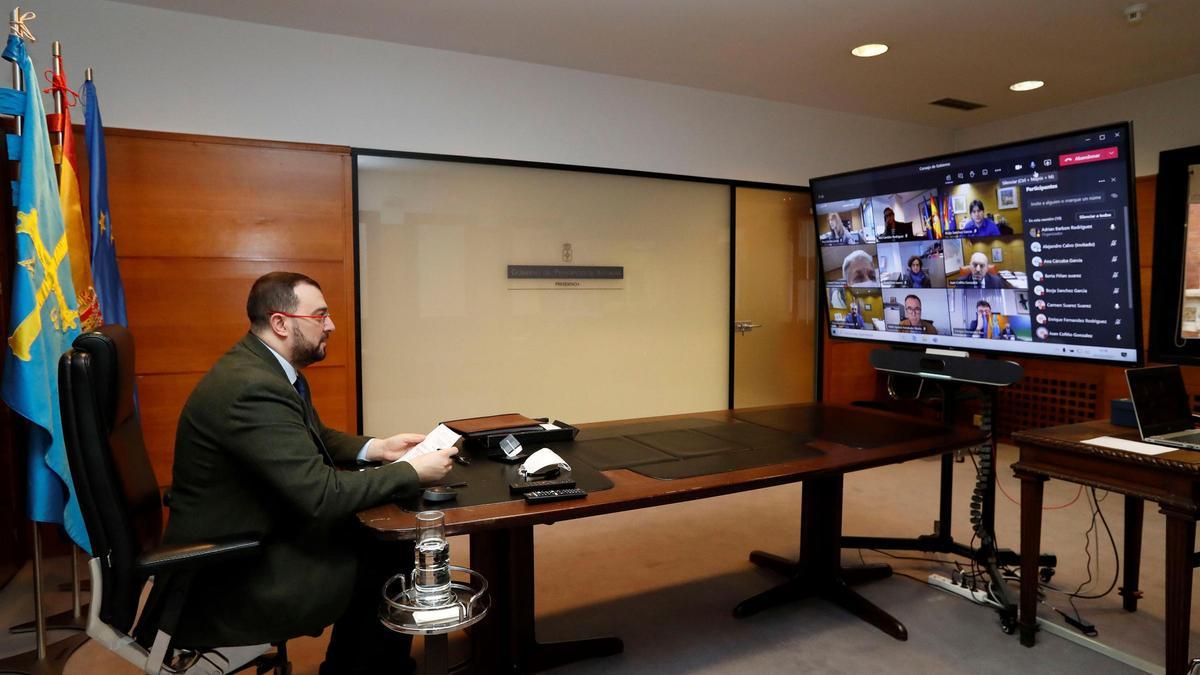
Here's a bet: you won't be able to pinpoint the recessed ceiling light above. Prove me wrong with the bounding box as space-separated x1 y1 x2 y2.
1010 80 1045 92
851 43 888 58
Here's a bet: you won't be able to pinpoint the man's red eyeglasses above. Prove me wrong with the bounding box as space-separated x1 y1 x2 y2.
272 311 333 324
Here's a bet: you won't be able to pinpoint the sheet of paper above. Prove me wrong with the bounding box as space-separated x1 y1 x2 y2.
412 606 462 625
540 423 560 431
397 424 461 462
1082 435 1175 456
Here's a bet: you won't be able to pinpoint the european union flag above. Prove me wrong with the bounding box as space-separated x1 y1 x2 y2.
83 79 126 327
1 34 90 552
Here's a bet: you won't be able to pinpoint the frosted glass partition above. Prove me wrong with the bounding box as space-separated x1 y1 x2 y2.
357 157 730 434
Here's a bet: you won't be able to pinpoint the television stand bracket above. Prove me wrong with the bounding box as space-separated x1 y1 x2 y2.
842 348 1057 634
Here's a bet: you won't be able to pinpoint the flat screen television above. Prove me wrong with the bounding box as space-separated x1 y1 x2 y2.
810 122 1142 366
1147 144 1200 365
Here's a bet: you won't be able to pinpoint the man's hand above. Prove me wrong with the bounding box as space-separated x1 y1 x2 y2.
365 432 426 462
405 448 458 484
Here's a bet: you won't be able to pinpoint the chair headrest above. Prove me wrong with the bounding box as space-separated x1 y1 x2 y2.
72 325 136 431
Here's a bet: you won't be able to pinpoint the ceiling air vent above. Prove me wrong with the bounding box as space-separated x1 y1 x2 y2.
930 98 986 111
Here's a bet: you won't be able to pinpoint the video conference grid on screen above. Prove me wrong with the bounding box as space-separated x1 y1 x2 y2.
812 124 1139 364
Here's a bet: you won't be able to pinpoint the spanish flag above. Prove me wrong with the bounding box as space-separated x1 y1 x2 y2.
927 195 943 239
46 53 102 332
942 195 957 234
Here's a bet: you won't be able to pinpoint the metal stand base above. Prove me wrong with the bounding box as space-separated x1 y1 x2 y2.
8 609 86 635
0 634 89 675
847 373 1057 636
11 546 89 635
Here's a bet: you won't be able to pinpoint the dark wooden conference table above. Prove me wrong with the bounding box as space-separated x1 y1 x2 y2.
359 403 985 673
1013 420 1200 675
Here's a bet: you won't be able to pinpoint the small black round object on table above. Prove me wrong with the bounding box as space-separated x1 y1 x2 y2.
422 486 458 502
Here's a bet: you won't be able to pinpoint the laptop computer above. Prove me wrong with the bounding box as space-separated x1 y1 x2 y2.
1125 365 1200 449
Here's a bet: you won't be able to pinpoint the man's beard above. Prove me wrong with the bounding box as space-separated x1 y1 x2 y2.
291 329 328 367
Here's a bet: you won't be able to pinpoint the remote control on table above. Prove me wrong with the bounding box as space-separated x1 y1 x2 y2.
524 488 587 504
509 478 576 494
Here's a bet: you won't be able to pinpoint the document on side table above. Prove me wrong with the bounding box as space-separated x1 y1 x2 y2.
1082 435 1174 456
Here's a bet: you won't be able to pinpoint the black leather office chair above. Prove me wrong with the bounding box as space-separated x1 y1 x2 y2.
59 325 289 674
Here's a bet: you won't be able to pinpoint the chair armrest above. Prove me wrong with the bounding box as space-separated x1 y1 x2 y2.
135 537 261 576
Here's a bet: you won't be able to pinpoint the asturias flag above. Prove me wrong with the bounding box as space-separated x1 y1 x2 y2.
82 78 126 327
1 34 90 552
48 56 102 332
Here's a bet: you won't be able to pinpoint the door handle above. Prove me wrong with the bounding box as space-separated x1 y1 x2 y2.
734 321 762 335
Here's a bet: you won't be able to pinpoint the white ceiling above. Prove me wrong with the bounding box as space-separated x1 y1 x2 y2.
114 0 1200 129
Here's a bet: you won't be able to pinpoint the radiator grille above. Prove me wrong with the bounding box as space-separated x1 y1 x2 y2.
997 375 1099 438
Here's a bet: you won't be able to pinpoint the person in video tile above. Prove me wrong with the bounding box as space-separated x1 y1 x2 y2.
962 199 1001 238
821 212 860 245
882 207 913 240
901 256 931 288
898 295 937 334
844 300 866 329
842 249 878 287
965 251 1006 288
966 299 1002 338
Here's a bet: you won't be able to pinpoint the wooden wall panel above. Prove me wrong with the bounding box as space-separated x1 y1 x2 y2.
122 258 349 374
102 136 346 216
136 373 201 487
73 129 356 488
1135 175 1157 352
820 335 880 403
106 136 348 261
823 175 1160 435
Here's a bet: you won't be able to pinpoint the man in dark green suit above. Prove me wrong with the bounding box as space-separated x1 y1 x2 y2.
162 271 457 674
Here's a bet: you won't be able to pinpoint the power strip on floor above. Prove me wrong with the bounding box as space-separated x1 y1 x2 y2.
928 573 1161 673
927 573 996 607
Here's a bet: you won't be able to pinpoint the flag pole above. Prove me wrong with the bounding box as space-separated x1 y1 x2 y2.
8 5 46 663
54 40 87 632
0 11 89 674
52 41 86 630
8 9 17 137
19 11 47 666
50 40 59 147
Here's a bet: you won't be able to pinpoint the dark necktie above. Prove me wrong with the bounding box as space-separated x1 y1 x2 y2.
293 374 334 466
293 374 309 406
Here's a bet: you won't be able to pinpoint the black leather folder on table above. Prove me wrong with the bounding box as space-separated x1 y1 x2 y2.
442 413 579 451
